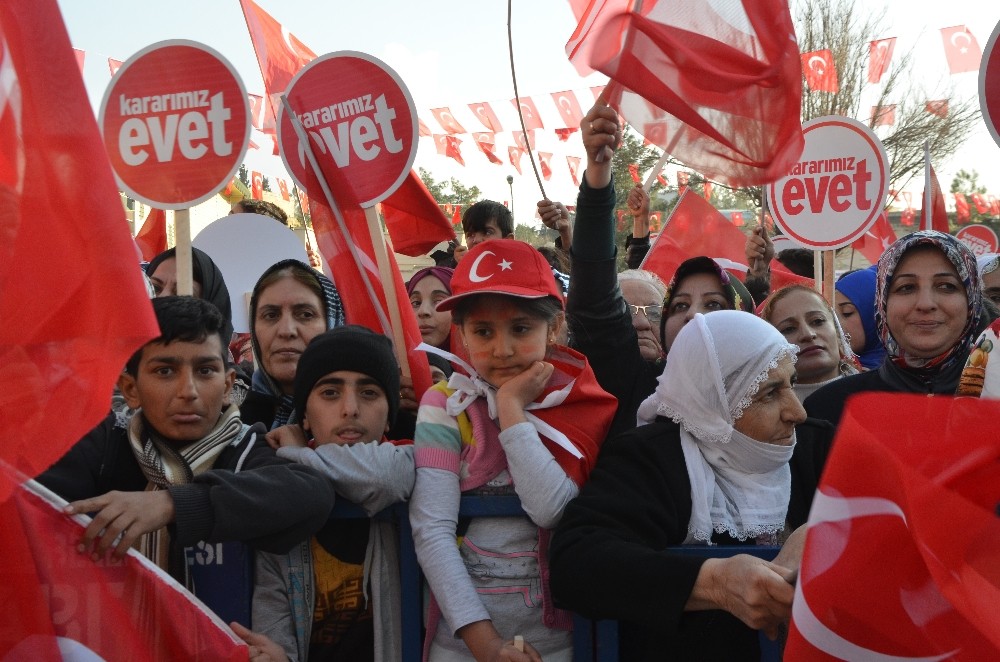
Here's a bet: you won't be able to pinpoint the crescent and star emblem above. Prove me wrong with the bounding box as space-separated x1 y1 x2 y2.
468 250 513 283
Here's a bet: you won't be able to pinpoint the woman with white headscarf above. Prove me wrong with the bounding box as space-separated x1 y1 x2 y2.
550 310 831 661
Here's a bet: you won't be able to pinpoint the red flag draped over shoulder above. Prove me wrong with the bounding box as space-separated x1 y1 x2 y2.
566 0 804 187
787 393 1000 658
0 0 157 499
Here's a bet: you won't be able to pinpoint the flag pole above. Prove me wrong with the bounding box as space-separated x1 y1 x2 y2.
506 0 546 200
363 206 411 382
174 208 193 296
923 140 931 232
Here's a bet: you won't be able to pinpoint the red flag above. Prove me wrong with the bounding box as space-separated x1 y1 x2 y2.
554 127 578 142
641 121 668 146
954 192 971 224
430 107 466 134
851 211 897 263
566 156 581 186
0 479 245 659
870 104 895 126
248 138 260 151
512 130 535 151
452 205 462 226
538 152 553 181
296 188 309 212
703 180 713 202
251 170 263 199
0 0 157 498
551 89 584 128
108 57 123 77
418 118 432 137
72 47 84 73
511 96 544 129
868 38 895 84
656 172 667 187
900 191 915 226
990 194 1000 217
380 171 455 257
786 394 1000 658
468 101 503 132
940 26 982 74
649 211 662 232
627 163 641 184
926 99 949 118
802 49 839 92
920 165 949 233
567 0 804 186
472 132 503 165
971 192 990 214
135 208 168 261
433 134 465 166
677 171 689 195
276 178 290 201
730 211 744 227
616 209 627 232
247 93 265 130
640 191 809 290
509 146 524 175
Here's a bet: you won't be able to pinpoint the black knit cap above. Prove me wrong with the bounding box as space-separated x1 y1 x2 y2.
292 325 401 426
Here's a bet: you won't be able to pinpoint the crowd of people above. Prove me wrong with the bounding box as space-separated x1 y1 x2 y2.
34 101 1000 661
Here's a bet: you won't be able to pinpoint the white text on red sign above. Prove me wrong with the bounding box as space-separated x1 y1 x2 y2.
294 93 403 167
118 90 232 165
780 157 874 215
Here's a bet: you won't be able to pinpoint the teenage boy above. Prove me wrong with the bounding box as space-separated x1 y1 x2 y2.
37 296 333 585
251 325 414 662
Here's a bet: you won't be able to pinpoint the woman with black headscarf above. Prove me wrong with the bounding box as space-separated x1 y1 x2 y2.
146 247 234 341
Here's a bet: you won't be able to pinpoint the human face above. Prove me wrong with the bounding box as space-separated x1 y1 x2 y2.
458 297 557 388
834 291 866 354
885 247 969 358
464 219 510 249
768 289 841 384
662 273 728 352
732 355 805 445
148 257 203 298
303 370 390 446
620 279 663 361
409 275 452 347
982 269 1000 307
119 335 234 444
254 276 327 394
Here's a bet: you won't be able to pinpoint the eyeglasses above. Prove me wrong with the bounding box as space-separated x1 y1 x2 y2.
628 303 662 324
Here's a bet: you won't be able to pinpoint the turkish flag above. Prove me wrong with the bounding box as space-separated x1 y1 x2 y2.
786 394 1000 659
135 208 168 261
926 99 949 118
451 205 462 226
566 0 804 186
990 194 1000 217
731 211 744 227
954 193 971 223
677 171 690 193
247 93 264 130
251 171 263 199
0 0 157 499
554 127 578 142
802 49 839 92
551 89 584 128
940 26 982 74
566 156 581 186
296 188 309 212
434 134 465 166
380 171 455 257
512 130 535 151
868 38 895 83
971 192 990 214
430 107 466 134
72 47 84 73
510 96 544 130
640 191 809 291
418 118 432 137
472 132 503 165
509 147 524 175
0 478 245 659
851 211 897 263
538 152 553 181
276 178 290 201
627 163 641 184
656 172 667 187
870 104 895 126
920 165 949 233
649 211 662 232
107 57 123 77
468 101 503 132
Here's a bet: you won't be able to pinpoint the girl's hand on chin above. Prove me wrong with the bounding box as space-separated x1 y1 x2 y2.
497 361 554 410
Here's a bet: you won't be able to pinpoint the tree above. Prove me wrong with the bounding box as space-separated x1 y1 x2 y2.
951 169 992 223
238 163 249 187
262 176 271 193
418 167 482 208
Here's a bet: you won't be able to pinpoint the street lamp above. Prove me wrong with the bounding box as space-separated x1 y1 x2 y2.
506 175 515 221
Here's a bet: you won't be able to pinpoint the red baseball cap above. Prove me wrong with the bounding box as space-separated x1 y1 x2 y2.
437 240 563 311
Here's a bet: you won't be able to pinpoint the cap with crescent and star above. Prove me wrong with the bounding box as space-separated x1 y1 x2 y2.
436 240 563 311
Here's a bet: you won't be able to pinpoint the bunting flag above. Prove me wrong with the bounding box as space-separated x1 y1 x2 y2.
251 171 263 199
430 107 466 134
566 0 804 186
940 26 982 74
72 47 84 73
730 211 744 227
538 151 553 181
920 163 949 233
379 172 455 257
0 0 158 499
954 192 971 224
0 479 246 660
248 138 260 151
511 96 544 130
656 172 667 187
677 171 689 195
786 393 1000 659
451 205 462 226
868 38 896 84
509 146 524 175
851 211 897 263
276 178 290 201
247 93 264 130
434 134 465 166
802 49 839 93
971 192 990 214
296 188 309 213
870 104 896 126
107 57 123 77
554 127 578 142
627 163 641 184
926 99 949 118
418 118 432 136
512 129 535 151
649 210 662 232
134 208 168 261
703 180 713 202
566 156 581 186
468 101 503 132
472 132 503 165
551 89 584 128
990 195 1000 217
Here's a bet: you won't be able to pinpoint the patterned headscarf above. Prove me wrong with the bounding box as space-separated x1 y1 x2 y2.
249 259 345 428
660 256 754 349
875 231 980 371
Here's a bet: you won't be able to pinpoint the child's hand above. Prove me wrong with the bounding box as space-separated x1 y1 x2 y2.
65 490 175 561
496 361 554 429
399 374 418 414
230 622 289 662
265 424 308 450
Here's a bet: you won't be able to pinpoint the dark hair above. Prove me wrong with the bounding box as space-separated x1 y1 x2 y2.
775 248 815 278
451 293 563 326
235 198 289 225
536 246 570 274
462 200 513 237
253 263 325 316
125 297 228 375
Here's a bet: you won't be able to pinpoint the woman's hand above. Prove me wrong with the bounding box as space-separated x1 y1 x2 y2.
745 223 774 275
581 103 621 188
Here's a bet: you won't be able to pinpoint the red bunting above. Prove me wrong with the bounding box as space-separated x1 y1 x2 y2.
108 57 123 77
538 152 553 181
509 146 524 175
418 118 432 137
870 104 895 126
627 164 641 184
434 134 465 166
468 101 503 132
512 130 535 151
954 192 971 224
430 107 466 134
971 192 991 214
802 49 839 92
510 96 544 130
247 93 264 130
472 132 503 165
566 156 581 186
276 178 290 201
868 38 895 84
554 127 578 142
926 100 949 118
251 171 263 199
551 89 584 128
940 26 982 74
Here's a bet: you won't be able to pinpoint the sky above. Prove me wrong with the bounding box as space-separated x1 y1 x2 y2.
57 0 1000 227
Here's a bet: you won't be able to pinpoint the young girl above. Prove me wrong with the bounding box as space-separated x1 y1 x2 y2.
411 240 616 662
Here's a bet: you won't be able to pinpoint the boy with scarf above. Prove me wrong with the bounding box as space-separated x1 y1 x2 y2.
38 296 333 590
246 325 414 662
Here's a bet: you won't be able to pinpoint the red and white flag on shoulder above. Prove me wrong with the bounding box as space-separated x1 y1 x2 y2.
940 25 982 74
802 49 839 92
868 38 895 84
